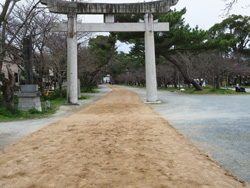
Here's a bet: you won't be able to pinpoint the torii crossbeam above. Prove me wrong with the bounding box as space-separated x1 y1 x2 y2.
41 0 178 104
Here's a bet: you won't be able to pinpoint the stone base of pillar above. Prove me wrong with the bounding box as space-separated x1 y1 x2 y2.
144 101 161 104
17 85 42 112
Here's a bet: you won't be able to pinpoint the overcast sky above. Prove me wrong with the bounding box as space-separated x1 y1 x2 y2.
175 0 250 30
83 0 250 30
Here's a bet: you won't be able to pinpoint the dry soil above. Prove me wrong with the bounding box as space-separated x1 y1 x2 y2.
0 86 249 188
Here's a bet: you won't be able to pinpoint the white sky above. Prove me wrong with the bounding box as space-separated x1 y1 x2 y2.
83 0 250 30
175 0 250 30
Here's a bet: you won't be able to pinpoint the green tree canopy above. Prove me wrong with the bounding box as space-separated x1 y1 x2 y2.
208 14 250 56
88 34 117 67
115 8 208 64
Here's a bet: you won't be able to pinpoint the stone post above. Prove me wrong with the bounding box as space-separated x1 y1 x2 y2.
144 13 159 103
67 12 78 104
18 36 42 112
22 36 34 84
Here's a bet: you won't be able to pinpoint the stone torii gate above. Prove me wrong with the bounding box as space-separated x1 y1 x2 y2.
41 0 178 104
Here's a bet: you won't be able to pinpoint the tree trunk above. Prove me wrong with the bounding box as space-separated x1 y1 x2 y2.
3 81 15 112
38 63 45 96
215 75 220 89
168 56 203 91
173 70 178 88
58 79 63 98
0 70 15 113
164 82 168 88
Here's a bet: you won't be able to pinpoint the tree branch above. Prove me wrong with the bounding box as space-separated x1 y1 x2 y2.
0 1 41 56
0 0 11 26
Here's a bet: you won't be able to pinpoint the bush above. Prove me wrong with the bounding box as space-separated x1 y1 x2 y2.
28 108 41 114
81 84 98 93
0 108 22 118
0 94 4 108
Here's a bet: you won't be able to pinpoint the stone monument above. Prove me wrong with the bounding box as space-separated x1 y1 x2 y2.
41 0 178 103
18 36 42 111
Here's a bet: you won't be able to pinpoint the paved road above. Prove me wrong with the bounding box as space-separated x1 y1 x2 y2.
122 86 250 183
0 85 112 150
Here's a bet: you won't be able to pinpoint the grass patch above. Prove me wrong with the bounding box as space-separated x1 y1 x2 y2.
0 88 93 122
0 97 66 122
81 89 99 93
78 95 91 100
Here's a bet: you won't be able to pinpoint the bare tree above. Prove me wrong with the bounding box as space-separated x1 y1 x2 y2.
168 52 204 91
45 32 67 97
157 62 176 88
0 0 41 112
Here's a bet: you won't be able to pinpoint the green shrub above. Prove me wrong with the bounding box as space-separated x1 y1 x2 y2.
0 108 12 117
28 108 42 114
0 108 22 118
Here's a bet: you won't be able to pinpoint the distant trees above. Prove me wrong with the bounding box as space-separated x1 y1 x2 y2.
108 8 250 90
206 14 250 88
79 34 117 91
113 8 208 90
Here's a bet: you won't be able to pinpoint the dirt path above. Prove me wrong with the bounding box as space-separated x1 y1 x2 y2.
0 86 249 188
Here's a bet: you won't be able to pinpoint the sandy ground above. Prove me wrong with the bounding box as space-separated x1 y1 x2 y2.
0 86 249 188
0 85 112 150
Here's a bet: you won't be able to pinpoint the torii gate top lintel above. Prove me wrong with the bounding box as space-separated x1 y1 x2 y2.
41 0 178 14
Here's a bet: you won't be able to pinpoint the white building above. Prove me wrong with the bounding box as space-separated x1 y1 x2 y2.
0 52 19 86
103 74 111 83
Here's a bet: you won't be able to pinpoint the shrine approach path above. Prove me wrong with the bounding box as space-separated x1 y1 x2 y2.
0 86 249 188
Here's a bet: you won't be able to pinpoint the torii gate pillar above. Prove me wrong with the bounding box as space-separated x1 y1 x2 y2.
144 13 158 103
67 13 78 104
